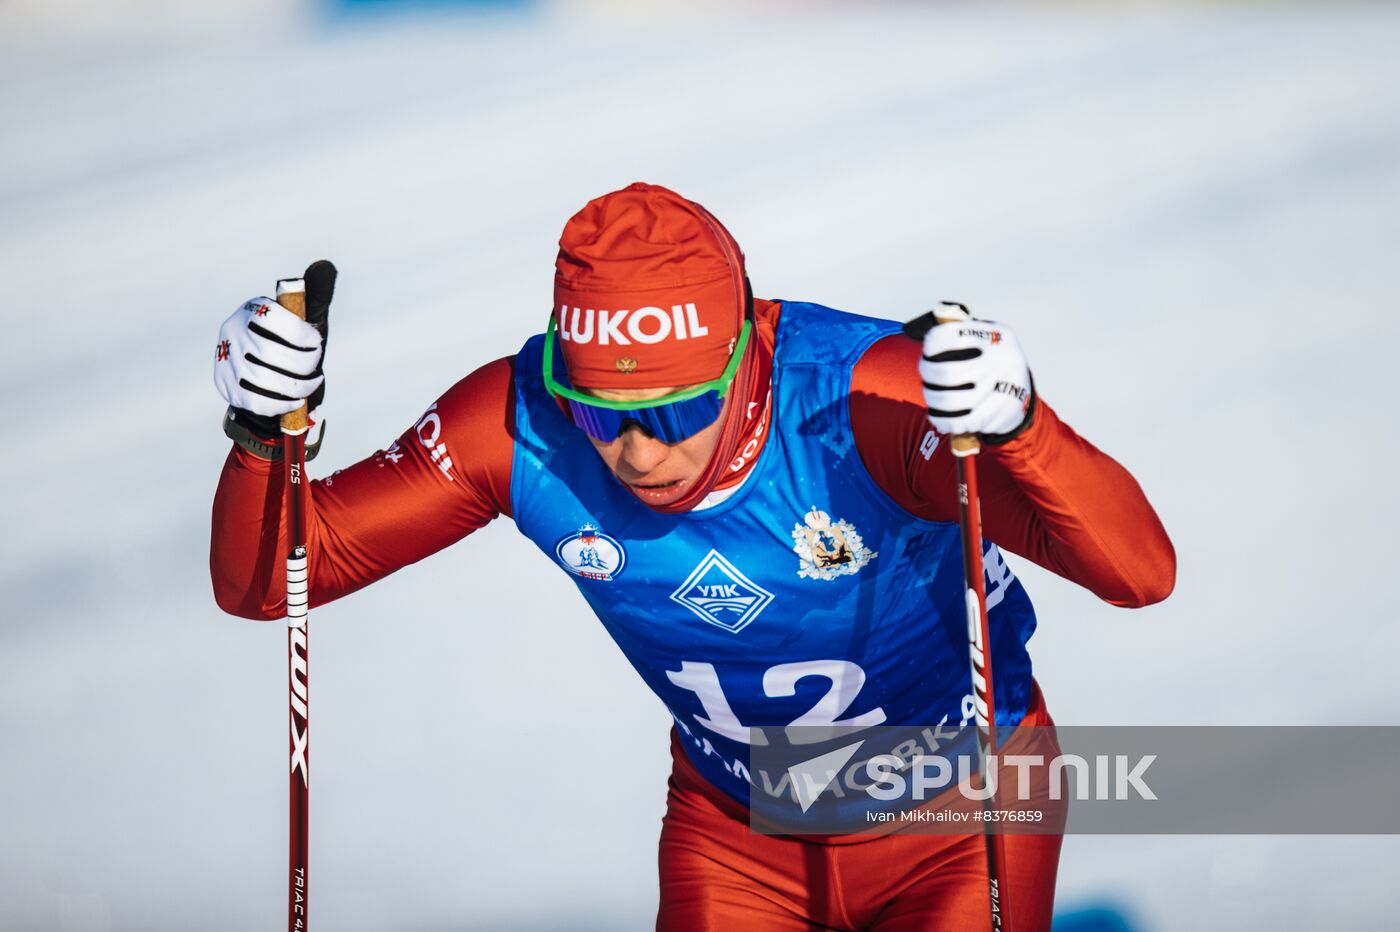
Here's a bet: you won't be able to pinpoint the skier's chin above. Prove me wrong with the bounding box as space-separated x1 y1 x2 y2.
627 476 692 507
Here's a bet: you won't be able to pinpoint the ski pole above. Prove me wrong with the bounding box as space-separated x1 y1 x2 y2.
276 277 312 932
942 301 1012 932
909 301 1014 931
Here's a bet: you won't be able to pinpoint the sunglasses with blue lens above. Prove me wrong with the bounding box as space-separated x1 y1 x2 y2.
542 314 752 444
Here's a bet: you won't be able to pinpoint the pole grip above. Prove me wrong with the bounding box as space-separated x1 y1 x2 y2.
276 278 309 434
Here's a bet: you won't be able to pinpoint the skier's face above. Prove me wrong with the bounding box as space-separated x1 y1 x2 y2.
582 384 730 508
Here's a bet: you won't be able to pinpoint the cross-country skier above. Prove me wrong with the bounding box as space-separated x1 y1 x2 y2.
211 182 1175 930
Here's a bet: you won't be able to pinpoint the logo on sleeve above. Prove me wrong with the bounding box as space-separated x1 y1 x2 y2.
670 550 774 633
555 524 626 581
919 429 940 461
415 403 455 482
792 508 877 580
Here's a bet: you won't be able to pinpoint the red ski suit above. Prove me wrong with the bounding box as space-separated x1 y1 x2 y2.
211 299 1175 930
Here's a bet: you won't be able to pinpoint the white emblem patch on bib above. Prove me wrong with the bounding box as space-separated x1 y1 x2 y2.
791 508 876 580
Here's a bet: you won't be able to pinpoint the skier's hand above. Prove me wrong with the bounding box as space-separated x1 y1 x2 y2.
213 297 323 417
913 311 1035 442
213 260 337 437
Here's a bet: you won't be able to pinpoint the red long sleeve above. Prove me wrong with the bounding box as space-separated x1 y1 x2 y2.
209 356 517 619
850 333 1175 607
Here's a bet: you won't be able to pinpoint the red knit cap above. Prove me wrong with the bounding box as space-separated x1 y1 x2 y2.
554 182 746 389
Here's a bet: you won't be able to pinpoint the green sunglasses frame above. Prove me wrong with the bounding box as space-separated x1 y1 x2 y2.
542 315 753 410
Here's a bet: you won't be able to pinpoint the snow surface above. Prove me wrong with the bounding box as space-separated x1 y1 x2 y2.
2 2 1398 930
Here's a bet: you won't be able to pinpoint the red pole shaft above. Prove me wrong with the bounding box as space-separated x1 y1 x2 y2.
954 444 1013 932
277 282 311 932
286 437 310 932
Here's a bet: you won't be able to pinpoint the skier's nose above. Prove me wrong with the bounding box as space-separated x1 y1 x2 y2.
617 426 669 474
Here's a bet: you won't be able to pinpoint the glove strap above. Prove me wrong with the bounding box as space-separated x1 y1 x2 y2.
223 408 325 462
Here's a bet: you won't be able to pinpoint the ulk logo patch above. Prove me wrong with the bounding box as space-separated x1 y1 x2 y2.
670 550 774 633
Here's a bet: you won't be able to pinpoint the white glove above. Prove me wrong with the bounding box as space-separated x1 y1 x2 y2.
918 312 1034 440
213 297 324 418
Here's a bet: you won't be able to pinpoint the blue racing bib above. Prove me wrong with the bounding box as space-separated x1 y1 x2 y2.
510 302 1038 808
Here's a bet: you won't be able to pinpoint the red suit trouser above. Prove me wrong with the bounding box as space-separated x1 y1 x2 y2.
657 684 1061 931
